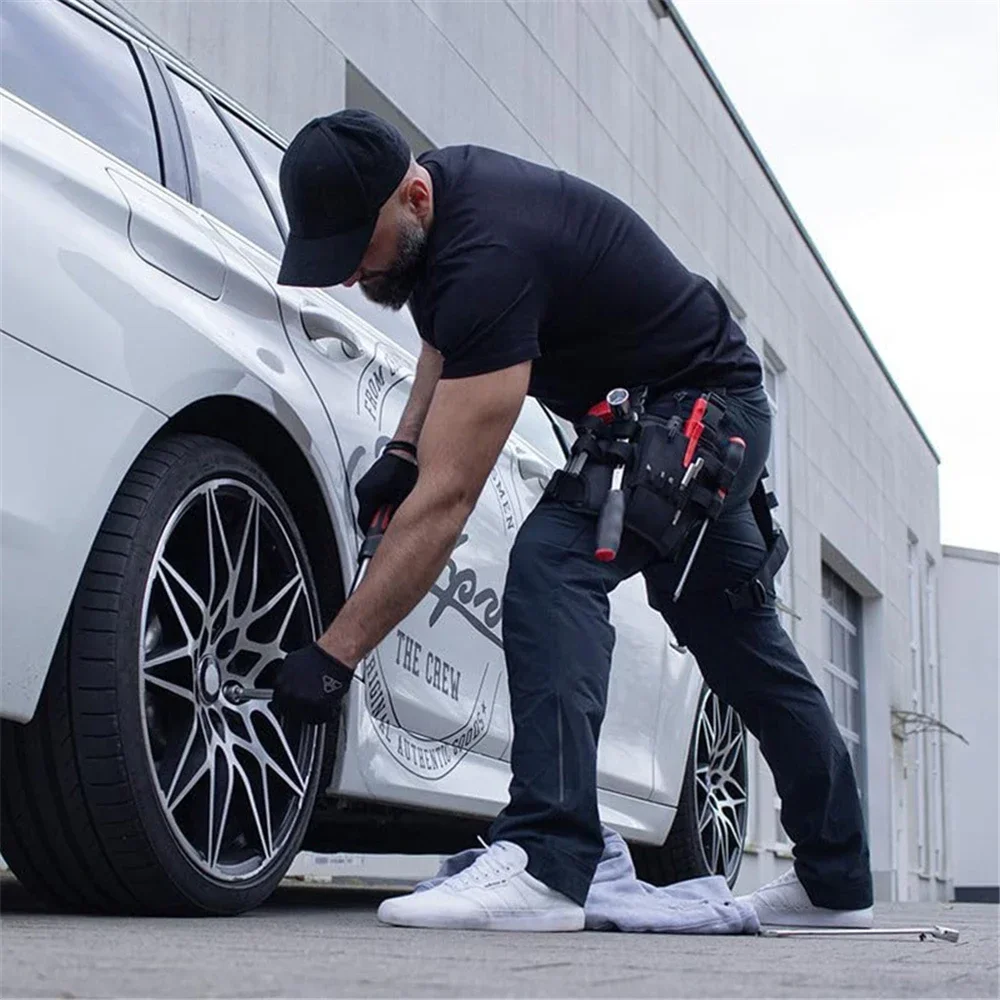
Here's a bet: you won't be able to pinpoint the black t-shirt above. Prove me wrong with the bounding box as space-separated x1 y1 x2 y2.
408 145 762 421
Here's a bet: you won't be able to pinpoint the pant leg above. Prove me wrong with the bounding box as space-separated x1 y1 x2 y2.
488 501 635 905
643 389 873 910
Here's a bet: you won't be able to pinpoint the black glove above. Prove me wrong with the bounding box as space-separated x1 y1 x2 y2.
354 449 417 532
269 644 354 725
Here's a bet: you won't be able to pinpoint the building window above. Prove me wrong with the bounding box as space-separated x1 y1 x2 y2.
821 565 865 802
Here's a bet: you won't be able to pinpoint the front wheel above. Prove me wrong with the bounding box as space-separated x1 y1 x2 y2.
632 687 748 887
1 433 331 915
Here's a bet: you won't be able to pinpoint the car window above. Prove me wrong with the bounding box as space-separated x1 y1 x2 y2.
513 398 567 466
0 0 159 181
169 73 283 258
220 109 288 231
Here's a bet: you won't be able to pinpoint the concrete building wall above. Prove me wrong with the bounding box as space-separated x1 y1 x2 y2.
113 0 944 899
940 547 1000 902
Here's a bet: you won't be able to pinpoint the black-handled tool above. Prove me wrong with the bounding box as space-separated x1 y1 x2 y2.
594 388 632 562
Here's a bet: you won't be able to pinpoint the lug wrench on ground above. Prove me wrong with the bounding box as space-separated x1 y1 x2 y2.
760 925 959 943
232 504 395 704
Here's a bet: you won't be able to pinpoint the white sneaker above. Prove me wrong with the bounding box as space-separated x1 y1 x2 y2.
377 840 585 932
738 868 873 928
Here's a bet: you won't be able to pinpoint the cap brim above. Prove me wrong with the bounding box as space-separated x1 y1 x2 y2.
277 217 376 287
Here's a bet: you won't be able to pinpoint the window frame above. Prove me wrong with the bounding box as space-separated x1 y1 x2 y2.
162 67 285 258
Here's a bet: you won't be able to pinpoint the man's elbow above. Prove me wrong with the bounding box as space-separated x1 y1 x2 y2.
425 476 481 533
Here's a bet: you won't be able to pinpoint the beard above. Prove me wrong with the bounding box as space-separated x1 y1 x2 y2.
360 221 427 310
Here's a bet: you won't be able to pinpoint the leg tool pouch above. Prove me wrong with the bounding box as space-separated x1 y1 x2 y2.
622 393 743 563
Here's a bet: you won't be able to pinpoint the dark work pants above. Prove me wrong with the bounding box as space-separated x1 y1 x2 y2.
489 384 873 910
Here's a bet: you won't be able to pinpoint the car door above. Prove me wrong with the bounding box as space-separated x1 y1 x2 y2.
507 399 669 801
200 98 520 775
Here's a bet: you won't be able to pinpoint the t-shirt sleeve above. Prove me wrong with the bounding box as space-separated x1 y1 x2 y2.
428 245 542 379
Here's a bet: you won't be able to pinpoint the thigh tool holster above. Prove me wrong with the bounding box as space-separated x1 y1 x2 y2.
544 389 787 604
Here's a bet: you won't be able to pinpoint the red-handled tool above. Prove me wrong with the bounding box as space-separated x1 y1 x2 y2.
350 503 395 594
672 436 745 601
682 396 709 467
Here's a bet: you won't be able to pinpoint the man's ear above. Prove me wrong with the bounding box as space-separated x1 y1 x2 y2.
403 175 432 221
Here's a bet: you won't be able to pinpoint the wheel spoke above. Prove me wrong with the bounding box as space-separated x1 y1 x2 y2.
208 748 234 868
245 584 303 683
168 757 208 812
161 556 207 617
165 715 201 805
233 757 273 859
698 789 714 833
250 573 303 627
710 812 723 873
144 673 196 703
695 763 711 797
230 498 259 616
143 644 194 672
253 709 306 798
205 490 219 614
209 487 234 574
157 564 200 646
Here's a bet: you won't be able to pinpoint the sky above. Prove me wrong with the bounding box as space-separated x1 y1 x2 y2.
673 0 1000 553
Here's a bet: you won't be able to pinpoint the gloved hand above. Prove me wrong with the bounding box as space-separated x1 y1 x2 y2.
354 449 417 532
269 644 355 725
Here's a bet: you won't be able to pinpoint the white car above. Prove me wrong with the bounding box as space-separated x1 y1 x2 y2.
0 0 749 915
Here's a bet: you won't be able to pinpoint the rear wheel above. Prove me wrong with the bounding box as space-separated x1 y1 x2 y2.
633 687 748 887
1 433 332 914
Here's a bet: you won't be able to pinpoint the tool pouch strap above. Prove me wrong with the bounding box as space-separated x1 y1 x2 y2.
724 478 790 611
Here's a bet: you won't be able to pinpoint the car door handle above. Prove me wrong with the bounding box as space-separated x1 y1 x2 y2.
300 306 364 358
517 453 550 484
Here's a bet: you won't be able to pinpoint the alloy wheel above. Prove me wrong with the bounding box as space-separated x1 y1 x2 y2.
138 478 319 881
693 689 748 884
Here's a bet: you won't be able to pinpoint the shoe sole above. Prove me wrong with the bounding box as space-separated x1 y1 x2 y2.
378 907 585 932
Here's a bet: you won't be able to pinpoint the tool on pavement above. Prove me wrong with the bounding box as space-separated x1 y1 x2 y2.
760 925 960 943
236 504 395 703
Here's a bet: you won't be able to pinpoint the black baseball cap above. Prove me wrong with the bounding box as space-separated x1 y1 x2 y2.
277 109 411 286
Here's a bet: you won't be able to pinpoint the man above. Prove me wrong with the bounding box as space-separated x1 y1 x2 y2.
270 109 873 932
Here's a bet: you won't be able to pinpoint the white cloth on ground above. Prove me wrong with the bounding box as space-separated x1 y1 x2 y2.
413 825 759 934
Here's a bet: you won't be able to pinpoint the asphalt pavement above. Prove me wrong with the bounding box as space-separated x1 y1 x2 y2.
1 872 997 999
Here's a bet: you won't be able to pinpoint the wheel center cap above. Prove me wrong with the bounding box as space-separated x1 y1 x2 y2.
198 655 222 703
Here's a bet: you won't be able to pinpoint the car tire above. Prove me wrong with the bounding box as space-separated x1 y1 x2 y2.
0 433 333 915
632 686 749 888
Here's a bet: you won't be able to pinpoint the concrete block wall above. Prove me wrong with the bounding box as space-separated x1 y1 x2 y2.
117 0 943 900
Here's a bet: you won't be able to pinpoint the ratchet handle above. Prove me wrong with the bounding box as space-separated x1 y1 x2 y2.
359 504 394 560
595 489 626 562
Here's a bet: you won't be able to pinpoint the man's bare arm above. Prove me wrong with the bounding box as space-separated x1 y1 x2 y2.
389 340 443 451
317 360 531 667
